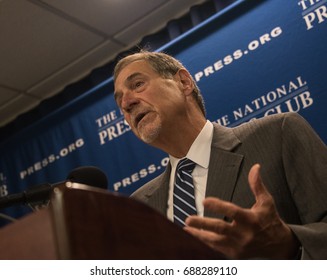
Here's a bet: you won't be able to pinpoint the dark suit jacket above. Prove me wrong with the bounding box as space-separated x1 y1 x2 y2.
132 112 327 259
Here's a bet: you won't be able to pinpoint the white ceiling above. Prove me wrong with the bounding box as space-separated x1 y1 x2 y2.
0 0 208 128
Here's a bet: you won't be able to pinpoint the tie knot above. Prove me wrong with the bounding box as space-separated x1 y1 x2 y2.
177 158 196 174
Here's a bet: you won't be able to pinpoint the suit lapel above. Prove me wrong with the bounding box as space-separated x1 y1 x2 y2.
143 164 171 216
204 124 244 219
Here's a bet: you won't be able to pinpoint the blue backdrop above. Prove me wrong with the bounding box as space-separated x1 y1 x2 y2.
1 0 326 223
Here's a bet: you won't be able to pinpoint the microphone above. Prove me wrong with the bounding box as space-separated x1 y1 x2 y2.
0 166 108 209
66 166 108 190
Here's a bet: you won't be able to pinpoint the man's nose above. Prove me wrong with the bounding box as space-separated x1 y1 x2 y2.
121 91 139 112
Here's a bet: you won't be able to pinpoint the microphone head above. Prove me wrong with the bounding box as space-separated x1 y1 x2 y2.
66 166 108 190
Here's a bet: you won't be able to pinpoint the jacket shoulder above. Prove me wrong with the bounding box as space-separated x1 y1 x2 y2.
231 112 304 138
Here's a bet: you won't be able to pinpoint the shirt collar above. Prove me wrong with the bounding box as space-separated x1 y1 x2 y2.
169 120 214 169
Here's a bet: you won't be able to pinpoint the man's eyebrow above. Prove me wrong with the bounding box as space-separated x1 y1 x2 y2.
125 72 144 83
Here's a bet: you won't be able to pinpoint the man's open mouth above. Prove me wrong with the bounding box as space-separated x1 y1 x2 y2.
135 112 148 127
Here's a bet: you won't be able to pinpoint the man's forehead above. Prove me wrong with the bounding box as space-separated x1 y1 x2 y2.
120 60 151 74
115 60 154 83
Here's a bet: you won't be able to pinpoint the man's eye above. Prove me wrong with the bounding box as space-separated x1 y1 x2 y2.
134 81 144 88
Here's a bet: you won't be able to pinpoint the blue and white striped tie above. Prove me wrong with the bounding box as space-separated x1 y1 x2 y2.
173 158 197 227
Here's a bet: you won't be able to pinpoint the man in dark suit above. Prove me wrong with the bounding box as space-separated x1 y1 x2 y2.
113 51 327 259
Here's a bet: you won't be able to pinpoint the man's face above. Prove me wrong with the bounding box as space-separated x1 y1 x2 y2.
114 60 186 144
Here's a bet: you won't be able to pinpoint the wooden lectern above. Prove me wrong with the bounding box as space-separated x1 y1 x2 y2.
0 183 225 259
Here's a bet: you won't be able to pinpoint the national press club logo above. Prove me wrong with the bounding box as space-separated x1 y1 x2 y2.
215 76 314 127
298 0 327 30
95 108 131 145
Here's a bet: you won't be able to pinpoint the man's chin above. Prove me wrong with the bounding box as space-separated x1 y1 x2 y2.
138 127 161 144
139 133 157 144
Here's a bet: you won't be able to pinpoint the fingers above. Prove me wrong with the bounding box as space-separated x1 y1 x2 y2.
202 197 251 223
183 225 223 251
203 197 239 219
185 215 233 235
184 217 239 258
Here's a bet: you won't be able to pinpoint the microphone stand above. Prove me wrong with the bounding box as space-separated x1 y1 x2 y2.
0 183 53 210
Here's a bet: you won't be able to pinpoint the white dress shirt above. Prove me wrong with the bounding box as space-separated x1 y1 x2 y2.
167 120 214 222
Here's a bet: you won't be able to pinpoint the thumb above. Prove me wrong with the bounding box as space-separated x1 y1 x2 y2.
248 164 269 201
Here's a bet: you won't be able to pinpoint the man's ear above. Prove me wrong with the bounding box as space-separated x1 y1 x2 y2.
176 69 194 96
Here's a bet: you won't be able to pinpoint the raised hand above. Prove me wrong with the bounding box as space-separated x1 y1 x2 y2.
184 164 300 259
